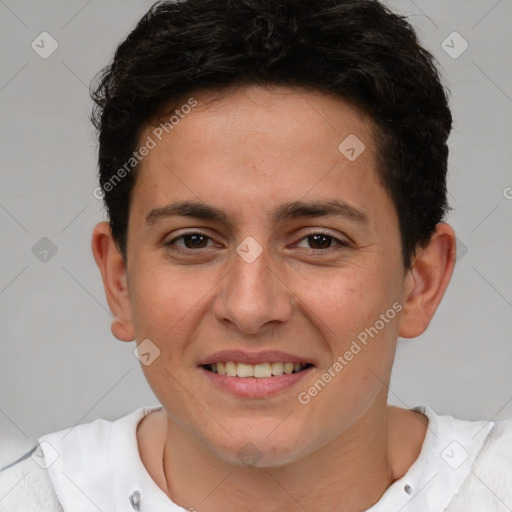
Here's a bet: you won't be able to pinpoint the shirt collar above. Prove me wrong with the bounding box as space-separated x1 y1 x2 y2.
38 404 495 512
39 405 185 511
365 405 495 511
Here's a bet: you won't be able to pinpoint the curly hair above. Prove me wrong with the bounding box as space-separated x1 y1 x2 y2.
90 0 452 270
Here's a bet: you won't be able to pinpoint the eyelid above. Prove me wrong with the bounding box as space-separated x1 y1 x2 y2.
166 229 220 248
294 229 351 249
166 228 351 252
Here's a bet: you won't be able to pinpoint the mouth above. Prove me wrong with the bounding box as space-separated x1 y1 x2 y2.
201 361 314 378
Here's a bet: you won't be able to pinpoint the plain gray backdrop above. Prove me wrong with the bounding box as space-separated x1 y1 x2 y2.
1 0 511 468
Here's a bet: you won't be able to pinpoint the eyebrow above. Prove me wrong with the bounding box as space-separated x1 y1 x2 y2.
145 199 369 226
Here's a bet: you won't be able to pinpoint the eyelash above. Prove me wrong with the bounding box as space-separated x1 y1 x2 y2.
165 230 350 254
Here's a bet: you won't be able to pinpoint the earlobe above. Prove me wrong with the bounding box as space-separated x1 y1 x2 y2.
91 221 135 342
398 223 457 339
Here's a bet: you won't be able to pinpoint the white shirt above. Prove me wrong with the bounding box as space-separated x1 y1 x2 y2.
1 405 511 511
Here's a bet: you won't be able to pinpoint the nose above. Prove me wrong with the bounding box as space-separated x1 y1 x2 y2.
212 243 294 335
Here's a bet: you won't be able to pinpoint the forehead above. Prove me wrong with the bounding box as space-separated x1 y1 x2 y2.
148 85 377 161
130 85 390 227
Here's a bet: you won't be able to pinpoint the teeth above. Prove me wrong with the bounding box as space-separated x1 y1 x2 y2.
254 363 272 378
209 361 308 377
225 361 237 377
283 362 294 375
236 363 254 377
270 362 284 376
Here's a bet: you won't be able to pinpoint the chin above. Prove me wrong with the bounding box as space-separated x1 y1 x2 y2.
204 425 310 469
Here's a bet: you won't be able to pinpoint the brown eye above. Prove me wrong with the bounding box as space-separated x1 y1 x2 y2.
307 234 334 249
296 232 349 251
182 234 209 249
167 232 213 250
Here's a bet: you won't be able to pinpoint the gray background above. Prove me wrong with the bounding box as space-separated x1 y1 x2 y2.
1 0 511 468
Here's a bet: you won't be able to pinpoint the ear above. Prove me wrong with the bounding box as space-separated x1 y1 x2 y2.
398 223 457 338
91 221 135 342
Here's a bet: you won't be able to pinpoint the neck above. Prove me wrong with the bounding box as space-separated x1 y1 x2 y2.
160 402 413 512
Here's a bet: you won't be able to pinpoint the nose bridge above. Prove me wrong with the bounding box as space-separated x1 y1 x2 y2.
233 240 273 298
214 237 292 333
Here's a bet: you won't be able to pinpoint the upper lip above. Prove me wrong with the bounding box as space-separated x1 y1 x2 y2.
198 350 314 366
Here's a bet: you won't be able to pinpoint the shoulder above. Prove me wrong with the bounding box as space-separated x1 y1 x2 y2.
0 446 64 512
473 416 512 479
474 417 512 481
0 406 160 512
483 416 512 451
446 417 512 510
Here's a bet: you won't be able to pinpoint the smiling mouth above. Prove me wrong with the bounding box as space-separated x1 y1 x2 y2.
201 361 314 378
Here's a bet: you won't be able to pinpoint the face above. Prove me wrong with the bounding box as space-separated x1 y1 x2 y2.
121 85 410 466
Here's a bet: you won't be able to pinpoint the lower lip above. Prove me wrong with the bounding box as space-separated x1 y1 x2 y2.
199 366 314 398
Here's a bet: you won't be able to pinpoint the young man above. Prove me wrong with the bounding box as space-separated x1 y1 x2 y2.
1 0 511 510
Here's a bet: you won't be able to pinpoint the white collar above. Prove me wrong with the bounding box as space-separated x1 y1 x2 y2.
38 405 494 511
39 405 181 511
366 405 495 511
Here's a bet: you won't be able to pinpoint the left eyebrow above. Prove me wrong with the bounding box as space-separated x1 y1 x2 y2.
145 199 369 226
273 199 369 224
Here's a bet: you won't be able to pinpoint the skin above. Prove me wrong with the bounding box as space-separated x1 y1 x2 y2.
92 85 456 511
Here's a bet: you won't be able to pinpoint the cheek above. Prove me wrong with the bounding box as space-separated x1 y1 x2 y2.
292 264 400 387
292 266 384 339
130 263 214 341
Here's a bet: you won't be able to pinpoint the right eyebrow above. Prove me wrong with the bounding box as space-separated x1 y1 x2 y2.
145 199 369 227
146 201 230 226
